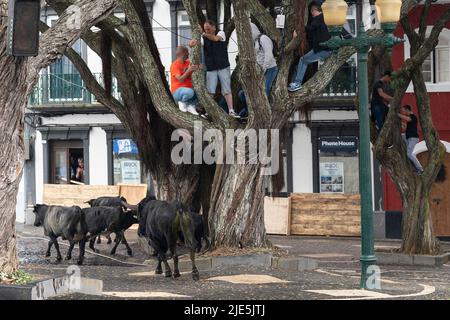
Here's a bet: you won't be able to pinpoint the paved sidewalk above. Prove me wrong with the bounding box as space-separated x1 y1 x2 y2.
15 224 450 300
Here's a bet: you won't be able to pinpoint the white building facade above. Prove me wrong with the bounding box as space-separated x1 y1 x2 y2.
18 1 384 231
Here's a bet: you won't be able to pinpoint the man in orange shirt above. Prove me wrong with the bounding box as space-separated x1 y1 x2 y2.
171 46 200 115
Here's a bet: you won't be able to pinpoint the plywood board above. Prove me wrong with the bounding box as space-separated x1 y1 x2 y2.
264 196 291 235
290 193 361 236
118 184 148 205
43 184 120 208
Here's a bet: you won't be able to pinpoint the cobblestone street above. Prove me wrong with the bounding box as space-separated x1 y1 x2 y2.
16 225 450 300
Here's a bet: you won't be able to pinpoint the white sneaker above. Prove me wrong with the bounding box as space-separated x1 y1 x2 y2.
229 110 240 118
178 101 188 112
187 104 199 115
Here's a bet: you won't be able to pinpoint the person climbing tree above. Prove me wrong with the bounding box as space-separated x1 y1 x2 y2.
288 1 331 92
238 23 278 119
398 105 424 175
371 70 393 131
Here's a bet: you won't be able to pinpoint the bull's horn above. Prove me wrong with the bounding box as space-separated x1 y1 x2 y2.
121 201 138 211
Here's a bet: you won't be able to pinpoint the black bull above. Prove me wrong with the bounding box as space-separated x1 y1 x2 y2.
33 205 87 265
137 198 200 281
82 206 138 256
85 196 128 245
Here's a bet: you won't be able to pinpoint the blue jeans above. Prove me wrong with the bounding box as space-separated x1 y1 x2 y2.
293 50 332 85
239 66 279 117
173 87 198 105
372 102 388 130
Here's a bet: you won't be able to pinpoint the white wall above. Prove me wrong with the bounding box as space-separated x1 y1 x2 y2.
41 113 120 126
16 175 26 223
35 131 44 204
153 0 175 71
292 124 313 193
89 127 109 185
311 110 359 121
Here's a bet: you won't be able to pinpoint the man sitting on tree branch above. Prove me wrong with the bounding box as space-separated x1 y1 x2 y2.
171 46 201 116
288 2 332 92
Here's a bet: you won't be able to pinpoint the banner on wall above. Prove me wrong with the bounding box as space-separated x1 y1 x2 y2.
120 160 141 184
320 162 344 193
113 139 139 155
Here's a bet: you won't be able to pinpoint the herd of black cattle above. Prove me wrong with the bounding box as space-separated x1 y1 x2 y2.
33 196 208 281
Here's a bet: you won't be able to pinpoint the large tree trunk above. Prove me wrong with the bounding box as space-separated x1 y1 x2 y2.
401 183 440 255
0 61 27 274
152 167 200 203
0 10 29 271
0 0 118 273
209 164 269 248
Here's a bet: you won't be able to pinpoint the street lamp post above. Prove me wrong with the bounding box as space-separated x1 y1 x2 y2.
321 0 403 289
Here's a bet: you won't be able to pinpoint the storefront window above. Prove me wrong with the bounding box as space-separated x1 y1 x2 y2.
318 136 359 194
112 139 149 185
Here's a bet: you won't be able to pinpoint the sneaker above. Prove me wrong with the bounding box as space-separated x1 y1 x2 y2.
200 113 209 120
187 105 199 115
288 82 302 92
229 110 240 118
178 101 188 113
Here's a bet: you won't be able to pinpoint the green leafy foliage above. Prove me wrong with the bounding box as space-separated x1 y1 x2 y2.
0 270 33 285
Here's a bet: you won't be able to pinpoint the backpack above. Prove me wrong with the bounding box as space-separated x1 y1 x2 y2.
255 33 279 58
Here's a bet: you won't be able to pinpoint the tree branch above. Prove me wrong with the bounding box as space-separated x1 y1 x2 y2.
120 0 216 133
244 0 281 45
29 0 118 76
232 0 271 127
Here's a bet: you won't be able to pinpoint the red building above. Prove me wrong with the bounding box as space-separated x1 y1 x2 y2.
383 2 450 237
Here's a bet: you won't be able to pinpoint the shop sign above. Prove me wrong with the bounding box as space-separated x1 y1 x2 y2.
120 160 141 184
319 136 358 154
113 139 139 155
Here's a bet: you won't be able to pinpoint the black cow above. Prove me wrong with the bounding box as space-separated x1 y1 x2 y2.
179 211 210 253
85 196 128 244
85 196 128 208
82 206 138 256
33 205 87 265
138 198 200 281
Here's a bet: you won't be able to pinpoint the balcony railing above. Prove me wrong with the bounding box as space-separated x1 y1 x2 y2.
29 67 356 108
320 63 357 97
29 73 121 107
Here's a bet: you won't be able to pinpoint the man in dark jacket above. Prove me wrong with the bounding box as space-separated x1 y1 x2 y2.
288 2 331 92
398 105 423 175
371 71 393 130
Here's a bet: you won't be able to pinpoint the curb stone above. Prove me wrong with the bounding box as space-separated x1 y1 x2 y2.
377 252 450 266
145 254 319 272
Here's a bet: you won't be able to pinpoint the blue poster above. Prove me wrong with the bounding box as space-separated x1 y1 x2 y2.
113 139 139 155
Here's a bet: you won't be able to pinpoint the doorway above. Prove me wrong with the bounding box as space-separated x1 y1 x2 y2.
50 140 86 185
417 152 450 237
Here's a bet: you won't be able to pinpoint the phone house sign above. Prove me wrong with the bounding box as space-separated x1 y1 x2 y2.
319 137 358 154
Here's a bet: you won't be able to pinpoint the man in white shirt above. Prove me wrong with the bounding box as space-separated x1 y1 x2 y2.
189 20 239 118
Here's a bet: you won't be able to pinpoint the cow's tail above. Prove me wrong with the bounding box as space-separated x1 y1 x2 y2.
76 206 88 241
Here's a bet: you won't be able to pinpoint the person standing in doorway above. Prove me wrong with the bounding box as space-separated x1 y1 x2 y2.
189 20 239 118
75 158 85 183
398 105 424 175
371 71 393 131
288 2 332 92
